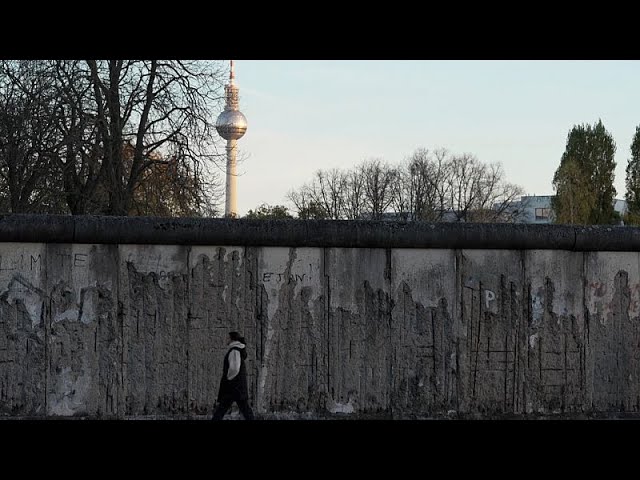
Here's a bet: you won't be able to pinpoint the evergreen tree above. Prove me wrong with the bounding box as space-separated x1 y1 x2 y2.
245 203 294 219
625 125 640 224
552 120 616 224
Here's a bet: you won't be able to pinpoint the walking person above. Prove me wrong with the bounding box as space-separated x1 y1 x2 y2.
212 331 255 420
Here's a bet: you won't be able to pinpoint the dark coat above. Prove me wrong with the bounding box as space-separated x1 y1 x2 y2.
217 345 249 402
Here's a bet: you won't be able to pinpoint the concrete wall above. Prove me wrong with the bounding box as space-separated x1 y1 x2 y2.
2 216 640 418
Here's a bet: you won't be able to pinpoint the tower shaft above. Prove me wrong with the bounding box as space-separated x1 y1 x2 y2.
216 60 246 218
225 138 238 217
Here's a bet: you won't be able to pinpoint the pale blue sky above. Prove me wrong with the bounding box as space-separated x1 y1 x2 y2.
230 60 640 216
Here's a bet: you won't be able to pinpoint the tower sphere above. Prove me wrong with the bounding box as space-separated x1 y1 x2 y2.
216 110 247 140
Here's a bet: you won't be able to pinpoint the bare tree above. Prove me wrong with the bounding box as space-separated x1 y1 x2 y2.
446 153 484 221
447 154 523 222
360 159 397 220
0 60 226 217
51 60 105 214
369 149 523 223
343 168 366 219
287 185 329 219
288 148 524 223
427 148 453 221
314 168 347 219
85 60 226 215
391 148 451 221
287 183 314 217
473 162 523 222
125 143 222 217
390 157 416 220
0 60 66 213
287 168 346 220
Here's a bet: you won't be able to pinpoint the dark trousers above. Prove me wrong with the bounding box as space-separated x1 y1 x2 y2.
212 397 255 420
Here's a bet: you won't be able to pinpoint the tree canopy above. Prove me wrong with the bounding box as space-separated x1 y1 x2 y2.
625 125 640 225
288 149 523 222
552 120 617 225
244 203 294 219
0 60 226 217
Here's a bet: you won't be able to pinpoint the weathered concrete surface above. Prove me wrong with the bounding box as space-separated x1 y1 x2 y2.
327 248 390 415
584 252 640 412
524 250 586 415
4 216 640 418
0 243 46 416
390 249 456 416
256 247 325 414
459 250 525 415
47 244 119 417
120 245 189 416
188 246 253 416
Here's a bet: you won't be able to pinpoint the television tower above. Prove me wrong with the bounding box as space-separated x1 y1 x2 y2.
216 60 247 217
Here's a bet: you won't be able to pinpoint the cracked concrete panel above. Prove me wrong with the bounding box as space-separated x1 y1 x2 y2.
0 243 46 416
46 244 119 417
524 250 586 414
459 250 525 415
390 249 456 416
326 248 390 415
585 252 640 412
119 245 189 415
255 247 325 415
188 246 255 415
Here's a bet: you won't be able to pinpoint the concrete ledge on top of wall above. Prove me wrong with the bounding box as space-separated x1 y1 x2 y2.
2 214 638 250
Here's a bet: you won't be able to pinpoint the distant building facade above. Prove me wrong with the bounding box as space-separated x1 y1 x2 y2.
504 195 628 224
614 198 628 219
507 195 554 224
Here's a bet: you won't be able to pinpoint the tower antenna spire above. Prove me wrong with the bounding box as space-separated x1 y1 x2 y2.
216 60 247 218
